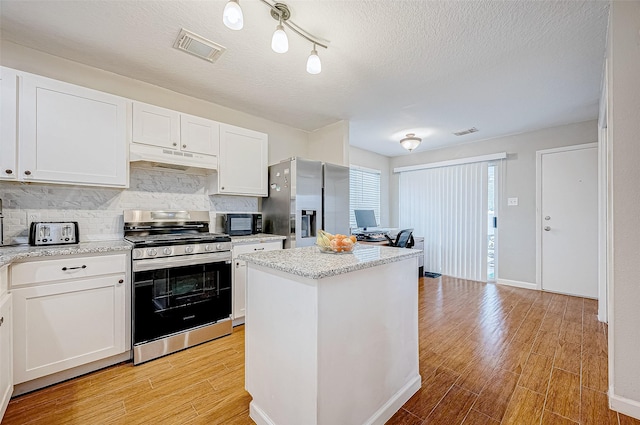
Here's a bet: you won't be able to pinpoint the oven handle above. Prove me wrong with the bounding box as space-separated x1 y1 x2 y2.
132 252 232 272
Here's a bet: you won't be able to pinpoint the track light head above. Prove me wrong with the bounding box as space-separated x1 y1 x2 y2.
223 0 243 30
307 46 321 74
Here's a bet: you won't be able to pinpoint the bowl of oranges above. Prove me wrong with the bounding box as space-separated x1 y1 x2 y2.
316 230 357 253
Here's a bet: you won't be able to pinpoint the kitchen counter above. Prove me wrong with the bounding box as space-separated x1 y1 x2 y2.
230 234 286 245
243 244 421 425
239 244 421 279
0 240 133 267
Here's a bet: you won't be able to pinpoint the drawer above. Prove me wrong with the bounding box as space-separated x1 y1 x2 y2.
11 253 127 287
233 241 282 257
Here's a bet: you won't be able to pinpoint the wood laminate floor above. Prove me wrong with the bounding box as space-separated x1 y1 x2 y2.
4 276 639 425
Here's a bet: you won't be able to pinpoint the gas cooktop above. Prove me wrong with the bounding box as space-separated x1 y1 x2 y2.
124 233 231 246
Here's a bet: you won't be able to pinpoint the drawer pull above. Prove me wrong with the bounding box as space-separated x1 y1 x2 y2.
62 265 87 271
254 247 265 251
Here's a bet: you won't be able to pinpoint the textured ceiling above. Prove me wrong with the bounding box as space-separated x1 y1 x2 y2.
0 0 609 157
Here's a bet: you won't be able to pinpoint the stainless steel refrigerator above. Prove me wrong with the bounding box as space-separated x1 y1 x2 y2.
262 157 350 249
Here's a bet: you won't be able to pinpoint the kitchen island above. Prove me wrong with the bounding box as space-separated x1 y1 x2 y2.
240 245 422 425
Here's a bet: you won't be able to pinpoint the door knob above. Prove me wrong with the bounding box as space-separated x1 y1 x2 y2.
544 226 551 231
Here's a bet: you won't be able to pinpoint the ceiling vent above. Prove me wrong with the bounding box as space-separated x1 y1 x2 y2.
173 29 226 63
452 127 479 137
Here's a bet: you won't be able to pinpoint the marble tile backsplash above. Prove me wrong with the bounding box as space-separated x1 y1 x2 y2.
1 166 258 244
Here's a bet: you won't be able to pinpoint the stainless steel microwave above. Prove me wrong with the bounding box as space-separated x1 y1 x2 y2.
224 213 262 236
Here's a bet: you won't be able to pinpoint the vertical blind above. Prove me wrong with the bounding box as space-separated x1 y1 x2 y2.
349 166 381 229
399 162 488 282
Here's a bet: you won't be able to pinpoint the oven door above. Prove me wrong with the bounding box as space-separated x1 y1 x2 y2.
132 252 232 345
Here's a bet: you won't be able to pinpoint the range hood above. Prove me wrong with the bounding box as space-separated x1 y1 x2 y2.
130 143 217 172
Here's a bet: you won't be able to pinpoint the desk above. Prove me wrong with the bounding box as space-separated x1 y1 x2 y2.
358 240 389 246
360 236 424 275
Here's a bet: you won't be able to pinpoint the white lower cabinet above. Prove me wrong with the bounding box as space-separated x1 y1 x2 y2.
0 293 13 422
11 253 128 385
232 241 282 322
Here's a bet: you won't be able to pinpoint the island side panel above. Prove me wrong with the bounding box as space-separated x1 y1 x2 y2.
245 265 319 425
316 256 421 425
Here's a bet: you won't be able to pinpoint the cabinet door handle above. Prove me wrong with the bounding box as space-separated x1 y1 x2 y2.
24 170 32 176
182 144 187 148
0 316 3 326
118 279 124 284
62 265 87 271
5 169 12 175
254 247 265 251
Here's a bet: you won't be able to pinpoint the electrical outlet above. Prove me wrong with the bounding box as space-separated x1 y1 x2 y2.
507 197 519 206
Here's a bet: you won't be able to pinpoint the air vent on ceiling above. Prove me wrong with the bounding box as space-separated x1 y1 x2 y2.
173 29 226 63
452 127 479 137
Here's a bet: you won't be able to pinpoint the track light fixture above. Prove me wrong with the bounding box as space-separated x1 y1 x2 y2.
400 133 422 152
223 0 328 74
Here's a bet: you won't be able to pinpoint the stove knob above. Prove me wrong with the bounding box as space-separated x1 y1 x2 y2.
185 246 194 254
216 244 222 250
204 245 212 251
147 248 157 257
163 247 172 255
134 250 143 259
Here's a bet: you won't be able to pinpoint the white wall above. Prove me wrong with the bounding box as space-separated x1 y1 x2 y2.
389 121 597 284
0 41 309 165
349 146 391 227
607 1 640 416
308 120 350 166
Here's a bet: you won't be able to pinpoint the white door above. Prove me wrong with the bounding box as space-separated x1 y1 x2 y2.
19 73 128 187
132 102 180 149
180 114 219 156
218 124 268 196
12 275 126 384
539 144 598 298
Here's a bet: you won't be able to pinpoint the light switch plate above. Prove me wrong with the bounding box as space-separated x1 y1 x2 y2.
507 197 518 206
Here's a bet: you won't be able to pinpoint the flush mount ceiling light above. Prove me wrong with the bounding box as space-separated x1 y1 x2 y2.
222 0 328 74
400 133 422 152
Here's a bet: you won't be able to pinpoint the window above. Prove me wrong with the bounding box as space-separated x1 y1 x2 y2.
349 166 381 229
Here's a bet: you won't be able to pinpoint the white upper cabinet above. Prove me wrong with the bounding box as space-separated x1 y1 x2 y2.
214 124 268 196
132 102 219 156
0 67 18 181
132 102 180 149
17 71 128 187
180 113 220 156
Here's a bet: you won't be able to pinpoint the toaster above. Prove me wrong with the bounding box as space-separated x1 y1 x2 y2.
29 222 79 246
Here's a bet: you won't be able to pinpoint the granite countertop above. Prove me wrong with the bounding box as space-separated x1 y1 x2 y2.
0 240 133 268
239 245 422 279
231 234 286 244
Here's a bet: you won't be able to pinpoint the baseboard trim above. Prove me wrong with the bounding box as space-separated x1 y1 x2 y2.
364 374 422 425
249 374 422 425
249 401 277 425
496 279 537 290
610 387 640 420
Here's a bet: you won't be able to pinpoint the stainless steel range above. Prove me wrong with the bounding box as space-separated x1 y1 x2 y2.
124 210 232 364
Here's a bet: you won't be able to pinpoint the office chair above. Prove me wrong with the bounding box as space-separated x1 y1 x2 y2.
385 228 414 248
